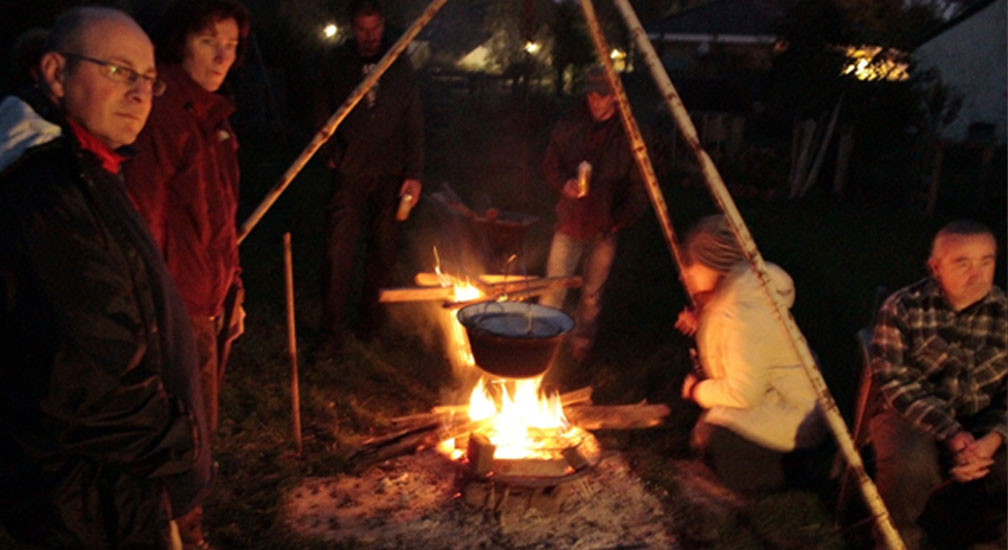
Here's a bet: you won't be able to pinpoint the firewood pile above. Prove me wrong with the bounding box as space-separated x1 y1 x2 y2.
345 386 670 471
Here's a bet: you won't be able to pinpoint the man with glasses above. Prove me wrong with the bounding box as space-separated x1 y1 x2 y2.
869 220 1006 550
0 7 208 548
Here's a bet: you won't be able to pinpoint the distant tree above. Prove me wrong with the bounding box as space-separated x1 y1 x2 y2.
548 0 594 95
759 0 946 199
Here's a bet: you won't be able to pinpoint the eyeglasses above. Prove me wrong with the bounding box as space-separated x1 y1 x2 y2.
61 53 167 97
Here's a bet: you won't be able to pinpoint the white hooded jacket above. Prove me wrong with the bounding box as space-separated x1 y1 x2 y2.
0 95 62 173
693 261 824 451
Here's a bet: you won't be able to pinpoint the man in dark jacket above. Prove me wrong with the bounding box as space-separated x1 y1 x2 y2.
538 66 647 362
0 7 209 547
315 0 424 350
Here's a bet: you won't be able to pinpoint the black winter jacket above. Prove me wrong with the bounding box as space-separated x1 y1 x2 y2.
315 38 424 181
0 92 209 546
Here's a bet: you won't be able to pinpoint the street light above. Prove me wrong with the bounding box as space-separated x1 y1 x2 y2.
610 48 627 71
524 41 540 54
323 23 338 39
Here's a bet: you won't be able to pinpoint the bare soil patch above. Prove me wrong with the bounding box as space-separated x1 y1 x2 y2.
283 448 676 549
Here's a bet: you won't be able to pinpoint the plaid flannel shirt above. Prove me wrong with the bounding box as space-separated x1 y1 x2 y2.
871 277 1007 442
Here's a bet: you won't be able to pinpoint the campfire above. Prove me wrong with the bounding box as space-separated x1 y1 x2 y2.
283 258 674 547
428 264 588 453
369 259 668 514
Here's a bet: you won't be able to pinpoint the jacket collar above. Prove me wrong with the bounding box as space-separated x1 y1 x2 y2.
1 89 134 175
66 118 127 174
159 64 235 130
0 92 62 173
924 276 1007 313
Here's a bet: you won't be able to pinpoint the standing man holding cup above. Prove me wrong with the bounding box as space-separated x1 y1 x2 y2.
314 0 424 352
538 65 648 362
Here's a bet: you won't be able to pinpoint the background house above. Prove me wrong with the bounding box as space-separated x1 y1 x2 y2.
913 0 1007 143
645 0 781 77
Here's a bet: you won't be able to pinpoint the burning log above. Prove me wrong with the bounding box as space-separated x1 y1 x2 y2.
414 272 540 287
466 432 495 475
563 402 670 430
377 286 456 303
378 275 582 304
346 417 494 470
426 386 594 417
345 422 441 471
387 386 594 431
442 276 582 309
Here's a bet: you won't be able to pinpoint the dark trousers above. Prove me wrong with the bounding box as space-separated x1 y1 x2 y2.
190 315 222 435
692 419 787 494
322 173 401 341
869 409 1007 550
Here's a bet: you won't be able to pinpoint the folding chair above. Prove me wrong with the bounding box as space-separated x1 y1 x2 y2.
834 287 890 530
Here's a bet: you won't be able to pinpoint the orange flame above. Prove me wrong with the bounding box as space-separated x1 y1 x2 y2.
430 249 575 462
466 377 572 459
432 246 479 370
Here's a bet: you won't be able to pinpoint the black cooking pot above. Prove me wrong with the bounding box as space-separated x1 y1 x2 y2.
457 301 574 379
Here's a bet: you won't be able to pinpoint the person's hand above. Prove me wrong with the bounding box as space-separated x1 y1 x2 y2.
948 431 1001 482
234 305 246 339
675 307 699 337
949 455 995 482
681 373 700 401
963 432 1004 459
561 178 581 199
400 179 422 207
945 430 975 454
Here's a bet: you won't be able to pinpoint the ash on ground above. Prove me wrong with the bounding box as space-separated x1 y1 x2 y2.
283 449 676 549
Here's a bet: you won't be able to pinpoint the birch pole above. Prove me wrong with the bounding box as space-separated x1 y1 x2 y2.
237 0 449 244
610 1 904 548
574 0 697 306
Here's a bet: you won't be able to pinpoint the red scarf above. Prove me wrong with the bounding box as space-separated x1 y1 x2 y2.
66 118 127 174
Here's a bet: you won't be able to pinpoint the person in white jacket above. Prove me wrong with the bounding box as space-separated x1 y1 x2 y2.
675 215 824 493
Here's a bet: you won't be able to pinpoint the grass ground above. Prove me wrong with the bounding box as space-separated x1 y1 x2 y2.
1 83 1003 549
195 87 949 549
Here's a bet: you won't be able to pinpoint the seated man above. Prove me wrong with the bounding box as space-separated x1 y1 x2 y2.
869 220 1006 550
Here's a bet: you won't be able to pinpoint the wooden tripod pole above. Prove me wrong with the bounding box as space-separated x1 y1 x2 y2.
574 0 696 307
609 1 904 548
283 233 302 454
236 0 450 245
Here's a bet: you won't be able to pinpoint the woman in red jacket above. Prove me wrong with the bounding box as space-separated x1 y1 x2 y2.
124 2 249 547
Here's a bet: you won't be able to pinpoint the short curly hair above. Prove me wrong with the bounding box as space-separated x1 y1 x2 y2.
152 0 250 67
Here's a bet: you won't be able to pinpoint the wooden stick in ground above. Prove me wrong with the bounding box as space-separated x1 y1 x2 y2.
236 0 450 245
611 1 904 548
283 233 302 454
